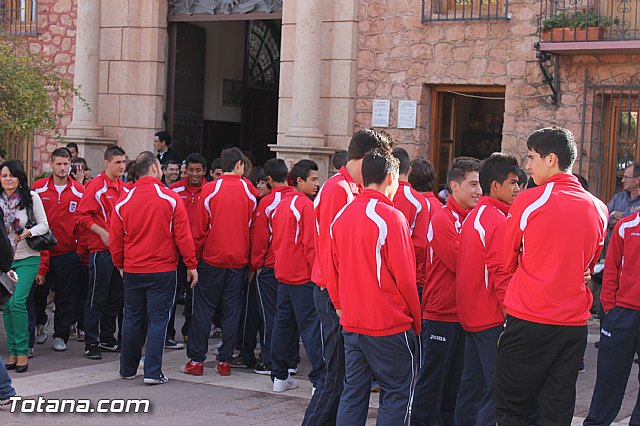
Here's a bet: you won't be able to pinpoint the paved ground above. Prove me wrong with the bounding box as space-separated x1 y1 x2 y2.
0 313 636 424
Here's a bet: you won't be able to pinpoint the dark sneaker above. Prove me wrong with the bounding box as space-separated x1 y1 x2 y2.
84 345 102 360
254 361 271 375
230 356 246 368
164 338 184 349
98 342 120 352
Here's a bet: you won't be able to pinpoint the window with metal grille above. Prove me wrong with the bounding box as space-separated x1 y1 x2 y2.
578 71 640 202
422 0 510 21
0 0 37 35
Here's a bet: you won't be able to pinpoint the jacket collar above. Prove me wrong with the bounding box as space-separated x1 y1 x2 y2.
478 196 510 216
135 176 163 186
339 166 361 195
360 188 393 207
446 195 469 220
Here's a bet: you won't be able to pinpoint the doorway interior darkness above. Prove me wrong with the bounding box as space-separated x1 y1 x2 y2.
429 86 506 190
166 19 281 167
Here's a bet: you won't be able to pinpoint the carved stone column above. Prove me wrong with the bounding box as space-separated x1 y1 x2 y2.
67 0 102 137
283 0 324 146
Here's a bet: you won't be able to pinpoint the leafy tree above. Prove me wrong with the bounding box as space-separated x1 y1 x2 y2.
0 34 81 139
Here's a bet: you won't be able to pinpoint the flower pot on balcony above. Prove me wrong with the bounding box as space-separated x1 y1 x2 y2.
542 27 605 41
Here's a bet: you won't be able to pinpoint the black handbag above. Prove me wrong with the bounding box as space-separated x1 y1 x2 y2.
24 204 57 251
0 271 16 305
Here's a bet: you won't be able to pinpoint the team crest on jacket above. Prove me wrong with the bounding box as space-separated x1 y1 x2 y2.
69 201 77 212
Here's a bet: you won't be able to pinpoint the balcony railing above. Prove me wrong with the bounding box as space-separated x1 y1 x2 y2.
422 0 510 21
0 0 37 35
539 0 640 42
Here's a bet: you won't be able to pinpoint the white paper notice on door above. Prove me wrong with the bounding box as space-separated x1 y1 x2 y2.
372 99 391 128
398 100 417 129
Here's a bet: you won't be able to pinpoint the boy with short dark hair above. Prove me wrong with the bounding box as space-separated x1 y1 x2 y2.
75 145 128 360
454 153 521 425
412 156 482 425
496 127 608 425
269 159 324 392
329 149 421 424
183 147 257 377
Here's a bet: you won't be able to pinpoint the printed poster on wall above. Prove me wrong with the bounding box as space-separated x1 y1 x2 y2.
372 99 391 128
398 100 417 129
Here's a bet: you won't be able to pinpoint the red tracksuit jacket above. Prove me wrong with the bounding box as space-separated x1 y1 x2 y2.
33 176 84 275
271 191 315 285
170 178 205 226
504 173 608 326
394 181 429 289
423 191 443 215
456 196 512 332
312 166 361 287
328 189 421 336
109 176 197 273
75 172 126 253
192 174 257 268
422 196 469 322
250 186 294 271
601 212 640 312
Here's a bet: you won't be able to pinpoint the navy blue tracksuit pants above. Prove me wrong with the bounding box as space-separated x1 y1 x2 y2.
412 320 465 426
120 271 176 380
303 286 345 425
454 326 503 426
338 330 419 426
187 262 245 363
47 252 80 343
256 267 299 368
585 307 640 426
271 282 323 384
84 251 124 347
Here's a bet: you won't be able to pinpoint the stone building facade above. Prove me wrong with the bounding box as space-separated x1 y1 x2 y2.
5 0 639 200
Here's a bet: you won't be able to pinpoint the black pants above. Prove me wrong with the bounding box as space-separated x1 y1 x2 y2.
84 251 124 347
187 262 246 362
120 271 176 380
167 257 187 340
412 320 465 426
303 286 344 426
585 307 640 426
238 274 263 366
495 315 586 426
34 275 51 327
74 263 89 330
47 252 80 342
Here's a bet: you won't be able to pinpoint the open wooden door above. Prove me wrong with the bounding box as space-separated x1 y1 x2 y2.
166 23 206 160
240 20 280 165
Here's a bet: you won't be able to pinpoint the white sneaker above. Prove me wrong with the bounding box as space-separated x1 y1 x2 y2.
36 322 49 344
288 368 297 375
52 337 66 352
144 375 169 385
273 376 298 393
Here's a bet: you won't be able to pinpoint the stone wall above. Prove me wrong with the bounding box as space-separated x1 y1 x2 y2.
27 0 78 173
98 0 168 159
355 0 640 169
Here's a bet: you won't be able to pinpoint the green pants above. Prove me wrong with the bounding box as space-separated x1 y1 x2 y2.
3 256 40 356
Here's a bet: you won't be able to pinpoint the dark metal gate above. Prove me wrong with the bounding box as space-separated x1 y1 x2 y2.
579 70 640 202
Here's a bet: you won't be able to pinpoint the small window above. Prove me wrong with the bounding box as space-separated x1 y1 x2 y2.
422 0 509 21
1 0 37 35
